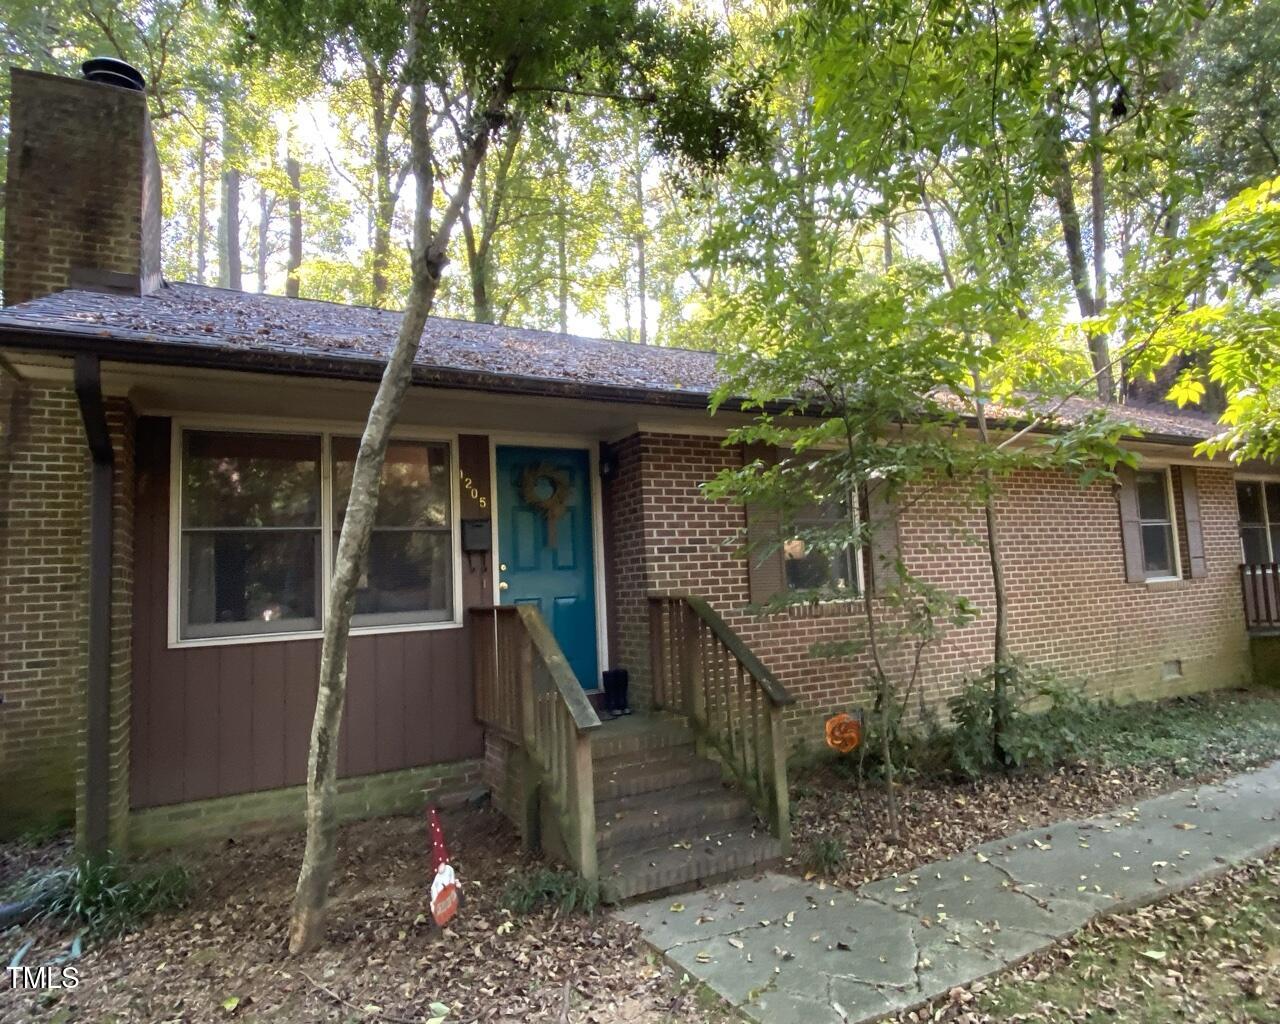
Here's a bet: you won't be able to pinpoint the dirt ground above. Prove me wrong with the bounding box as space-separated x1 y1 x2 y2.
0 808 725 1024
4 690 1277 1024
790 689 1280 889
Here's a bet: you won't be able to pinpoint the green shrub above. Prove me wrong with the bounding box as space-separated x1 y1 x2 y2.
947 661 1094 778
501 867 599 917
802 837 847 876
18 854 190 940
851 703 950 782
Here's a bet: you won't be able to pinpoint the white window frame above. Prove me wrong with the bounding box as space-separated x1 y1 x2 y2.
782 492 867 599
1135 465 1183 583
1234 475 1280 565
168 416 463 648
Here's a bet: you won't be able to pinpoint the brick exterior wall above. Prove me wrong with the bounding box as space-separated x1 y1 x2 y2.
3 69 162 306
608 432 1252 749
0 381 88 836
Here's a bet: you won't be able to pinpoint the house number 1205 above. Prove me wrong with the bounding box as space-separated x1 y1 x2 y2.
459 471 487 508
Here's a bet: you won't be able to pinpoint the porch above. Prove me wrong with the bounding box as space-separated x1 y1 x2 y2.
471 595 793 901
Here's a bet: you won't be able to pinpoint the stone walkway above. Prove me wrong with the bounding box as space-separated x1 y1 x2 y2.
617 761 1280 1024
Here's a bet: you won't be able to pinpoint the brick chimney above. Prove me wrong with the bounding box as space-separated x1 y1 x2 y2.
3 64 162 307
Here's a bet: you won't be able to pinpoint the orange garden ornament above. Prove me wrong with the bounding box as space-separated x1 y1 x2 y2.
825 712 862 753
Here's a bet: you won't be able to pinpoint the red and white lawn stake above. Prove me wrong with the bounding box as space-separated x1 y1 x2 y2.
428 806 459 927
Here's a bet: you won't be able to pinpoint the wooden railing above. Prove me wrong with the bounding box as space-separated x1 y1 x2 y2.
471 605 601 881
1241 563 1280 630
648 594 795 852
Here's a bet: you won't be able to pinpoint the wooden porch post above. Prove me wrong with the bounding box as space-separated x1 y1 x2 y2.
761 703 791 854
516 628 540 851
681 604 707 744
570 733 598 883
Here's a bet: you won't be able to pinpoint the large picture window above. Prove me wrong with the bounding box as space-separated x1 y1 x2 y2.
177 428 455 642
332 438 453 625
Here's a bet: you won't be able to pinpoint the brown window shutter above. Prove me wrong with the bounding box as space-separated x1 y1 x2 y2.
1180 466 1208 578
1116 463 1146 583
864 480 902 596
742 442 786 604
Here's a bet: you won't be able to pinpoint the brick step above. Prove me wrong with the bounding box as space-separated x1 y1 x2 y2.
593 754 724 801
595 783 753 853
601 827 783 902
589 719 694 760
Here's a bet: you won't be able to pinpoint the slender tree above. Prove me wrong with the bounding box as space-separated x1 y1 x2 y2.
235 0 763 952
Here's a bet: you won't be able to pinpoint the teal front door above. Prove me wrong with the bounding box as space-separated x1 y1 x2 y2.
495 445 599 690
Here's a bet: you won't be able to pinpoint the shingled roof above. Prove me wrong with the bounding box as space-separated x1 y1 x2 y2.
0 281 721 402
0 280 1220 443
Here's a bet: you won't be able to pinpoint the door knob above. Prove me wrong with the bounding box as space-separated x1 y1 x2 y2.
499 581 509 591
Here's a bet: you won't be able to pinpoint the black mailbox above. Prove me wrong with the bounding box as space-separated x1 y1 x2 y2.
461 518 492 553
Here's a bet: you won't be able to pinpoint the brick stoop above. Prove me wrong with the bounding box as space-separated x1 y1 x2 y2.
591 716 782 902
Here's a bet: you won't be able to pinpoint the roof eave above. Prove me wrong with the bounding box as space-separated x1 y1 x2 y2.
0 322 1209 448
0 321 756 413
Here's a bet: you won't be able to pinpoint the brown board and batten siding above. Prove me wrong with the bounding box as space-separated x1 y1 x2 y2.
130 417 492 809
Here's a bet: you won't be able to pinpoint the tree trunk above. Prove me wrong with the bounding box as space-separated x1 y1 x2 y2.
1088 91 1107 316
632 139 648 345
196 126 208 286
465 122 520 324
970 371 1011 765
256 186 271 293
287 64 479 954
882 215 894 270
556 142 569 334
219 119 242 291
286 152 302 299
371 131 394 308
859 485 899 839
1048 126 1113 401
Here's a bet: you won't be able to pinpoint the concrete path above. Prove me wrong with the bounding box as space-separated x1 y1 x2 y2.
617 761 1280 1024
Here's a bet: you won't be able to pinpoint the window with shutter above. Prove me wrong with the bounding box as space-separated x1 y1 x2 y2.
1117 464 1183 582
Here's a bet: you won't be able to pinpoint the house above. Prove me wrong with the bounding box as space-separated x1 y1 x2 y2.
0 64 1268 898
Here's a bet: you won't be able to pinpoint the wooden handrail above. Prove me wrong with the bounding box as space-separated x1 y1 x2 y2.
681 595 795 707
470 605 600 882
516 605 602 733
648 594 793 853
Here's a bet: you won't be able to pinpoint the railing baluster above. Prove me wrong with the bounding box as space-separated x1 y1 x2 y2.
647 594 794 850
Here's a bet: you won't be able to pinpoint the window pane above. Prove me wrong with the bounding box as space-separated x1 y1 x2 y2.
1135 471 1170 522
333 438 450 528
347 531 452 621
183 431 320 528
784 538 858 593
183 531 319 637
1267 483 1280 524
1141 522 1174 576
1238 480 1266 524
1270 527 1280 565
1242 526 1270 564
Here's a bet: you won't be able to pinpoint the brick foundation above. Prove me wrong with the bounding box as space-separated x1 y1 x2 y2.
129 758 483 848
609 432 1252 751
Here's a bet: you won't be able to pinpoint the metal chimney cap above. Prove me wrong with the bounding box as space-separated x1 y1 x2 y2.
81 56 146 92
